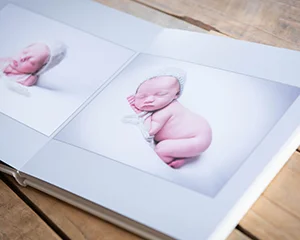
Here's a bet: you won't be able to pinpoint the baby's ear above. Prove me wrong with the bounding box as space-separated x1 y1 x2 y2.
18 75 38 86
174 91 180 99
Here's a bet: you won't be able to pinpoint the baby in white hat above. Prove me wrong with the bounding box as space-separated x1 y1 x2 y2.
0 41 67 96
123 67 212 168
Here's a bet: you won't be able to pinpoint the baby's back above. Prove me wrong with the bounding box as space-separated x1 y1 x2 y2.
154 101 212 141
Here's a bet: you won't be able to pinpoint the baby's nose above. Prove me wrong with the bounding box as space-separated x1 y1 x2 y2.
145 96 154 103
20 56 26 62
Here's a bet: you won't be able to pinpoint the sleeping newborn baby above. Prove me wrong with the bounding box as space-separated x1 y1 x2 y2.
0 41 67 96
123 68 212 168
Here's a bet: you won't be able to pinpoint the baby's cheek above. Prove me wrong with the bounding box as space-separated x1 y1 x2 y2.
157 98 169 107
20 64 32 73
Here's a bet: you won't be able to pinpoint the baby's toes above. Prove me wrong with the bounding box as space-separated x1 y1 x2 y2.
169 159 185 169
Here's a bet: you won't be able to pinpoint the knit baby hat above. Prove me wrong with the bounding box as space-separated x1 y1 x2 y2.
145 67 187 97
35 41 67 76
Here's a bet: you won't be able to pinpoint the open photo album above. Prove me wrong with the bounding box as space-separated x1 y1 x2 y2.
1 1 300 239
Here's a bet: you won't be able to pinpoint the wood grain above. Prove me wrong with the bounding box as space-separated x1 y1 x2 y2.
227 230 251 240
95 0 207 33
287 151 300 175
134 0 300 50
239 152 300 240
0 178 60 240
264 157 300 221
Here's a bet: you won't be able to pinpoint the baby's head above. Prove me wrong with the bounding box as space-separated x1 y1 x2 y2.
134 68 186 111
11 43 50 74
10 41 67 78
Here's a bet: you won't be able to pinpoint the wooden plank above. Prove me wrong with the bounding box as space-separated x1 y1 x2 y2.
239 152 300 240
95 0 207 33
240 196 300 240
134 0 300 50
287 151 300 175
226 230 251 240
263 158 300 220
0 178 60 240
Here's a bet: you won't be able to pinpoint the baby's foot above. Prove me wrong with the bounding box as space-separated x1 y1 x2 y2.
168 159 185 169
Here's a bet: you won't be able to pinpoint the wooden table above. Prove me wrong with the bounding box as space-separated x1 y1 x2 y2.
1 0 300 239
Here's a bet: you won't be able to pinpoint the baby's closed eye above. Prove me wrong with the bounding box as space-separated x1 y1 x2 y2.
155 92 168 96
135 94 146 99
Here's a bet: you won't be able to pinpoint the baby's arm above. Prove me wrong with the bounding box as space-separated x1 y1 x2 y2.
149 109 172 136
143 115 152 132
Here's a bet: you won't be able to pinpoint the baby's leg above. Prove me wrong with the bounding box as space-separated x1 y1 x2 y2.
155 137 207 168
